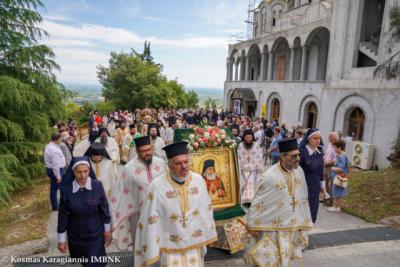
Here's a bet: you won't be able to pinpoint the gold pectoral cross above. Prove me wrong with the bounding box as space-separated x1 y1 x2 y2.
291 197 298 212
182 214 187 228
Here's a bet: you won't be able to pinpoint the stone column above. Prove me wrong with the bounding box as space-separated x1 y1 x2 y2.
289 48 295 81
260 52 267 81
267 52 274 80
226 58 230 81
228 59 234 81
245 56 251 80
240 57 246 81
234 60 239 81
300 45 308 81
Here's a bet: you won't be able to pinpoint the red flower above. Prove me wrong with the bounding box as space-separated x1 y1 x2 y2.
193 142 199 149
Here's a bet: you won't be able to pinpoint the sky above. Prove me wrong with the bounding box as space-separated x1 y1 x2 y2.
38 0 250 89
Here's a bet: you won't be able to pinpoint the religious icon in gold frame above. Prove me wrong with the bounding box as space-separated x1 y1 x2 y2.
190 147 239 210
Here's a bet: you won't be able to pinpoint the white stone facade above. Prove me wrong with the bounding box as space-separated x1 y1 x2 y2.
223 0 400 168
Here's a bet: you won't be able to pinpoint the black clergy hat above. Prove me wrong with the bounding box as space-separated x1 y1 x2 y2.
99 127 109 135
231 124 239 131
278 138 299 153
241 129 254 142
84 142 111 160
134 136 151 147
129 123 136 129
148 123 157 129
162 141 189 159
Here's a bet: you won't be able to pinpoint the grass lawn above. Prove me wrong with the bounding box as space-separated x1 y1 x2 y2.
343 168 400 223
0 177 51 248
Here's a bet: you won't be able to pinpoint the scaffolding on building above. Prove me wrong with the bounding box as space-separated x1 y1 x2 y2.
229 0 262 43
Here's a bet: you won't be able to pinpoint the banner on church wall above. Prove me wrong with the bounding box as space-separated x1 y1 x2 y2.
261 104 267 118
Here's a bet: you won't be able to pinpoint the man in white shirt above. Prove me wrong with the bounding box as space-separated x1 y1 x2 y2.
254 123 265 147
44 132 66 211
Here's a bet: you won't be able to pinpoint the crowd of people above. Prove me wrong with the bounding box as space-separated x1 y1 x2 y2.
43 107 350 267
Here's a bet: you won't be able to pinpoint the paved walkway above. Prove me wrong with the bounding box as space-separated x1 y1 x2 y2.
38 138 399 266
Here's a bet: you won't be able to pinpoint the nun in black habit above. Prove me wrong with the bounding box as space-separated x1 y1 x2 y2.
57 156 112 266
299 128 324 223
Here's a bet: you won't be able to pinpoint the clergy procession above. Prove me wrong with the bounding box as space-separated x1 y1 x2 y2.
46 107 351 267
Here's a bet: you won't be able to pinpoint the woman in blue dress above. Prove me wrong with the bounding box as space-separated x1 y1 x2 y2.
299 128 324 223
57 157 112 266
328 140 349 213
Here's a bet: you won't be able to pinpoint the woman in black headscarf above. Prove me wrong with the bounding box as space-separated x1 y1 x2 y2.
58 156 112 266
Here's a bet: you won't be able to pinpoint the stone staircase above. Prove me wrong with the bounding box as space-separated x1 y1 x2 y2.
359 41 378 62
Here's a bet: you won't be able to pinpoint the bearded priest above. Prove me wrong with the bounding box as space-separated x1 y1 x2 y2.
244 138 313 267
84 142 118 199
111 136 166 251
134 141 217 267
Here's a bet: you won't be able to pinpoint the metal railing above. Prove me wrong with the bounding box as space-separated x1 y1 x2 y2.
75 122 89 142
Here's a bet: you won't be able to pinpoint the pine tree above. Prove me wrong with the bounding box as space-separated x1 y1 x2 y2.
0 0 66 205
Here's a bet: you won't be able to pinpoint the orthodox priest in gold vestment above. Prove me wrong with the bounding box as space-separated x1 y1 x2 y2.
134 142 217 267
244 138 313 267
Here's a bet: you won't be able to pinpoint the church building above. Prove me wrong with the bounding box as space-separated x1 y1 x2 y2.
223 0 400 168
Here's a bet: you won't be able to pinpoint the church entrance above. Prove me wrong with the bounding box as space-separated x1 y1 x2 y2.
230 88 257 116
347 107 365 141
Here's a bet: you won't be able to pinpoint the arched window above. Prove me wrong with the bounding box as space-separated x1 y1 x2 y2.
347 107 365 141
272 11 276 27
271 98 280 121
261 7 267 33
305 102 318 128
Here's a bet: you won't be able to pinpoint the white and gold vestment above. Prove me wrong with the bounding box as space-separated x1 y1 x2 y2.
244 163 313 267
134 171 218 267
111 156 166 251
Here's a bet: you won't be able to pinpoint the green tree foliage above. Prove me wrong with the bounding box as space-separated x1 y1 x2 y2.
186 90 199 108
0 0 66 205
97 45 198 109
375 5 400 79
95 101 116 116
204 96 217 109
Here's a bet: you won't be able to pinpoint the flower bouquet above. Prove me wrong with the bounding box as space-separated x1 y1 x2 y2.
185 126 237 152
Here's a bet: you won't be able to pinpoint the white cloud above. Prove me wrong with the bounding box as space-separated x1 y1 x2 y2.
42 14 75 22
42 20 229 49
43 39 97 47
140 16 170 22
55 62 100 84
41 17 230 87
52 48 109 63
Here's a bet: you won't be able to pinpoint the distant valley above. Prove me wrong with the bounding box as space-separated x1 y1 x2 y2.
66 83 224 107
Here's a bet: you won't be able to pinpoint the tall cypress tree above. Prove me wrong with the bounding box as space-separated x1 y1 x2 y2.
0 0 66 205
